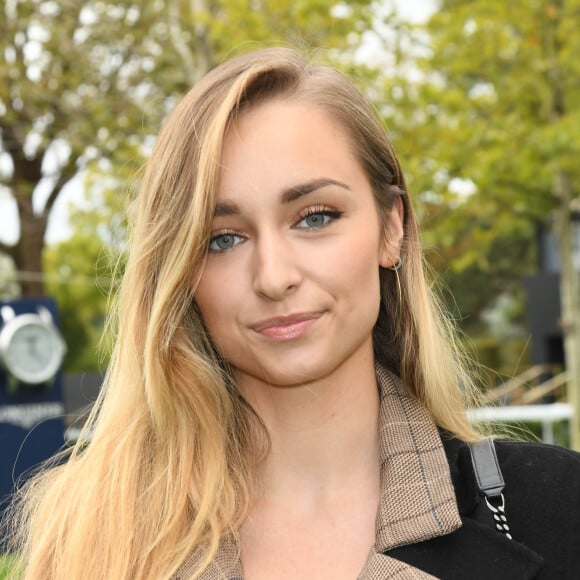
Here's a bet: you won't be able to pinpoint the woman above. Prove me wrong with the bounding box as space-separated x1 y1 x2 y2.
7 47 580 579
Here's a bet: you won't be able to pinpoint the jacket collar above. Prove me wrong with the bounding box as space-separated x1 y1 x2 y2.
373 366 461 552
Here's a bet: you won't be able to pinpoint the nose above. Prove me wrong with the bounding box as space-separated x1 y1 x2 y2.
252 232 303 300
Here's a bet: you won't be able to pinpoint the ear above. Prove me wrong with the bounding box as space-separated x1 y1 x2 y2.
379 195 404 269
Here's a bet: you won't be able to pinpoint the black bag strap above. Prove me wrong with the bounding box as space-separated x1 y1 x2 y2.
468 437 505 496
468 438 513 540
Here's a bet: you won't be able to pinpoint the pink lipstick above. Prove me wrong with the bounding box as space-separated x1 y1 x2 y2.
252 313 322 341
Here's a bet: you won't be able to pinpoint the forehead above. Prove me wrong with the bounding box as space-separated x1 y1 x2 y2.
217 99 361 197
225 98 347 146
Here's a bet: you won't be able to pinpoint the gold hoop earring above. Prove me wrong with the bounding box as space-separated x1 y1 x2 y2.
388 256 403 271
387 257 403 336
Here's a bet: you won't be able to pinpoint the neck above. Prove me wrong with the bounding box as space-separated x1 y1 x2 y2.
238 354 381 505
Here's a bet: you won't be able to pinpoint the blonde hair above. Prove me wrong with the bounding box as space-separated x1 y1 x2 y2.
4 47 480 579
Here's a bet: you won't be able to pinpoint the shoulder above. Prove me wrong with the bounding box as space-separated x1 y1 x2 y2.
445 435 580 513
493 439 580 501
449 436 580 513
494 437 580 468
445 435 580 578
443 433 580 491
492 439 580 522
497 440 580 577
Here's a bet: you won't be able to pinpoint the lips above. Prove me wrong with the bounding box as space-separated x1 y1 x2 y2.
252 312 323 341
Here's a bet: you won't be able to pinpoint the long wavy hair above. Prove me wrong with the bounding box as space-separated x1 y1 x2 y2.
4 47 480 579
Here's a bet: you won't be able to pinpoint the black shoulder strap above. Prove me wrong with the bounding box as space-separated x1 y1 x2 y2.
468 437 505 498
468 438 513 540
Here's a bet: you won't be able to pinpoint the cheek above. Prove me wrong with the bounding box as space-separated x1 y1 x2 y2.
342 223 383 273
194 271 234 341
193 294 241 361
321 233 383 303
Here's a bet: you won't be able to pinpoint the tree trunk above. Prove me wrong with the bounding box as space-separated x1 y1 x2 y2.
543 2 579 449
14 195 48 297
552 170 580 450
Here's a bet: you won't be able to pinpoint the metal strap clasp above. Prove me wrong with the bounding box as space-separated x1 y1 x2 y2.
468 438 513 540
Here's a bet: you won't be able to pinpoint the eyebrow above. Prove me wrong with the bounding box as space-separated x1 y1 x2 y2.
213 178 350 217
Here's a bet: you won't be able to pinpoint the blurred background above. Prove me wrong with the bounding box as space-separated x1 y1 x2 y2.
1 0 579 475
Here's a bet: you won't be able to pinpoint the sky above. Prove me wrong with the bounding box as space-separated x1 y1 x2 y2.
393 0 436 23
0 0 436 248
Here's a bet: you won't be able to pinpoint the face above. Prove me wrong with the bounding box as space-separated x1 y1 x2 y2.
194 99 402 389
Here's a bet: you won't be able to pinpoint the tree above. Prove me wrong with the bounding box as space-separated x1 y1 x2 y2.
0 1 146 295
399 0 580 447
0 0 375 297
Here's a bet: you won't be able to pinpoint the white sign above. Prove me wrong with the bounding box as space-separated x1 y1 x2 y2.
0 402 64 429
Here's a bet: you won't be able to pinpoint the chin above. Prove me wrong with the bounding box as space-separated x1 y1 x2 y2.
232 354 346 389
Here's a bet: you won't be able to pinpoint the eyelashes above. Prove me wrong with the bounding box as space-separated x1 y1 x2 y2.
208 231 245 252
295 206 343 230
208 205 343 253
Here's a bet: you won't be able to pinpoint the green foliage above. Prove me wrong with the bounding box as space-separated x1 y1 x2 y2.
420 0 580 246
43 239 113 371
43 180 125 371
375 0 580 345
427 0 580 196
0 553 19 579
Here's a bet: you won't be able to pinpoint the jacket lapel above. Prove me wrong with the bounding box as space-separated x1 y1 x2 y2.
359 548 438 579
373 367 462 549
357 368 462 578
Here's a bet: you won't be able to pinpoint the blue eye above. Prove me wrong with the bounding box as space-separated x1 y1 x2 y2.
209 233 244 252
296 210 342 229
